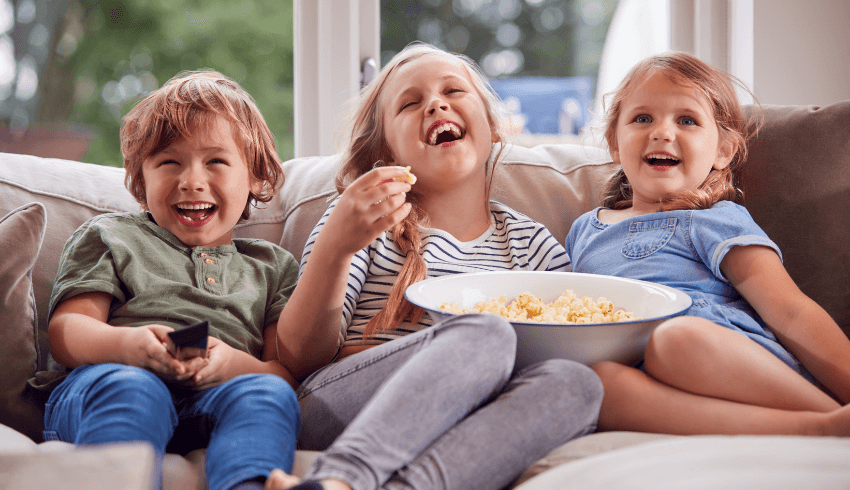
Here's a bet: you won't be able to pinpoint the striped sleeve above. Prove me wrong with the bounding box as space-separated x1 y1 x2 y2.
299 197 364 341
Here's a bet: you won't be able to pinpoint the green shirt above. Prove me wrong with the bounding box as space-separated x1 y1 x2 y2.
50 212 299 359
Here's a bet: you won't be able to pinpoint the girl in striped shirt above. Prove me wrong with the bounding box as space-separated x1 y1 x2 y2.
274 43 602 490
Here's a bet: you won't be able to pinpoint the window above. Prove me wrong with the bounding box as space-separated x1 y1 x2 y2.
1 0 294 166
293 0 752 156
380 0 618 146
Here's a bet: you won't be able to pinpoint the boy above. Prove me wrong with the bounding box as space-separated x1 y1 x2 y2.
44 71 301 490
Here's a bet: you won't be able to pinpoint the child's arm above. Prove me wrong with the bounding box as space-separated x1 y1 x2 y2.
276 166 413 379
49 291 201 380
722 245 850 403
187 324 296 389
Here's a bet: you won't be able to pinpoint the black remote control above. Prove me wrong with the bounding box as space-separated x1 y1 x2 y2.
166 320 210 360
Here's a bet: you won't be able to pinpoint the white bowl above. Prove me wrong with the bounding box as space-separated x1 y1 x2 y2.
405 271 692 368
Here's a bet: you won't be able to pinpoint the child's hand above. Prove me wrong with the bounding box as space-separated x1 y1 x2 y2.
188 337 236 390
322 166 413 257
119 324 206 381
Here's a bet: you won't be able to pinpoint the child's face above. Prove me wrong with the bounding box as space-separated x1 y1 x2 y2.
612 72 733 209
379 55 495 193
141 116 261 248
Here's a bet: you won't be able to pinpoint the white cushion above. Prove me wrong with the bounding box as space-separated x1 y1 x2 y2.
514 435 850 490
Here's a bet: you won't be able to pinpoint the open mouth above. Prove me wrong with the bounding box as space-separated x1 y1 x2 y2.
645 153 680 167
428 121 465 145
175 203 217 222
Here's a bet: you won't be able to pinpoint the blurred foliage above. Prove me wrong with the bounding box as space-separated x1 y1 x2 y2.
32 0 614 166
381 0 617 79
41 0 293 167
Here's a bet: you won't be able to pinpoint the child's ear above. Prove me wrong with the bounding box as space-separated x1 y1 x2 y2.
610 147 620 164
713 138 736 170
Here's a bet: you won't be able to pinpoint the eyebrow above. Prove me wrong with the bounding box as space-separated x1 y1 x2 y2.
392 73 467 104
158 145 231 155
624 104 704 116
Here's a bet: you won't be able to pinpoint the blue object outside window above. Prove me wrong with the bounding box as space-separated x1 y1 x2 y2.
488 76 595 135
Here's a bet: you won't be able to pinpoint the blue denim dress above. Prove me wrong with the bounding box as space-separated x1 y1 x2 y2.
565 201 806 374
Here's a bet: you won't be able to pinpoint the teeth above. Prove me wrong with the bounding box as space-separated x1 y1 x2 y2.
646 153 679 161
177 203 214 210
428 122 462 145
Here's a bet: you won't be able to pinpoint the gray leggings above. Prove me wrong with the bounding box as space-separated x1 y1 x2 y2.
295 314 603 490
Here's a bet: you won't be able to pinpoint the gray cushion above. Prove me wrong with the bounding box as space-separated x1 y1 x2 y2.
0 155 140 373
741 102 850 334
0 203 48 440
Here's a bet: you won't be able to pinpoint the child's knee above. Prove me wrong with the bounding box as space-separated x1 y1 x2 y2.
522 358 604 407
227 374 299 412
441 312 517 357
645 316 722 368
90 363 171 401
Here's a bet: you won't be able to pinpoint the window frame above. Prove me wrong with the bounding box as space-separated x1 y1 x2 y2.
293 0 754 157
293 0 379 157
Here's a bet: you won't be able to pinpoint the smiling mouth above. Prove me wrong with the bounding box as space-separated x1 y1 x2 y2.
175 203 217 222
645 154 681 166
428 121 465 145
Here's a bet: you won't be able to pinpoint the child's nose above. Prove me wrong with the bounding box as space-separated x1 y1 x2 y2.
179 165 207 191
426 97 449 115
650 121 675 141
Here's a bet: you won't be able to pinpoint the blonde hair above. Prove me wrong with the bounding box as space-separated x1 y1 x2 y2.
601 52 762 211
121 70 283 220
336 42 507 337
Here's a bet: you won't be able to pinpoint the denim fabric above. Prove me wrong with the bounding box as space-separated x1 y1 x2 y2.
565 201 808 373
296 314 602 490
44 364 299 490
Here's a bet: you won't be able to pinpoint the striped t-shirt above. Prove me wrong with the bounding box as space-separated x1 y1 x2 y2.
300 198 570 346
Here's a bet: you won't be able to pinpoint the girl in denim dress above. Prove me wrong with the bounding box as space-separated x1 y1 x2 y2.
565 52 850 436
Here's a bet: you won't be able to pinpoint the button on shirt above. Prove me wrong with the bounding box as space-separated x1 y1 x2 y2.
49 212 299 358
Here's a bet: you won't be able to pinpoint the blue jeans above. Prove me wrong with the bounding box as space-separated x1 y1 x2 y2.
43 364 299 490
296 314 603 490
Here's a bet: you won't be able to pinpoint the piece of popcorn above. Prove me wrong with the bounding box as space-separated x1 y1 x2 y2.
380 166 417 185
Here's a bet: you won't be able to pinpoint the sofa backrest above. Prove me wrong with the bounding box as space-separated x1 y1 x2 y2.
1 100 849 377
738 101 850 340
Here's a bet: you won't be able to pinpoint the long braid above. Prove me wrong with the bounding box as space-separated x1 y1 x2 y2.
336 43 507 338
362 201 428 337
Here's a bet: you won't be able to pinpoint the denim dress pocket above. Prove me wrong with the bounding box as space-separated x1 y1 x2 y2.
622 217 677 259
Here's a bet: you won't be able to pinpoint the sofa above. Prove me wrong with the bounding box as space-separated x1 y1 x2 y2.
1 100 849 489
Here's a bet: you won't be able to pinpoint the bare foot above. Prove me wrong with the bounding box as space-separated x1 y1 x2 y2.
265 468 301 489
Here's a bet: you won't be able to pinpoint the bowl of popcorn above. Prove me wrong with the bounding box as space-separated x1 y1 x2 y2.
405 271 692 368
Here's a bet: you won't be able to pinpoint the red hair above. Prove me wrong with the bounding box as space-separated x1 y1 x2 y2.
601 52 762 211
121 70 283 220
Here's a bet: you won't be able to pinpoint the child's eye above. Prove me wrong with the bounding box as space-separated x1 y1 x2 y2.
400 100 418 111
208 158 228 165
446 87 464 95
159 159 179 167
679 116 697 126
634 115 651 123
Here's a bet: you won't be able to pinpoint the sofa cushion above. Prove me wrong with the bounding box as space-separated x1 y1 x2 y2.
0 441 155 490
0 203 50 440
264 143 617 265
0 154 141 373
740 101 850 334
513 435 850 490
